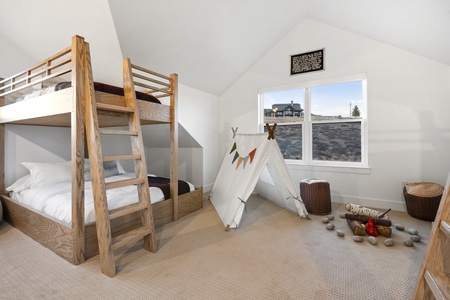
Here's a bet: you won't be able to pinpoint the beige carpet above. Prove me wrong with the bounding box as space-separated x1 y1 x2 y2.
0 193 432 300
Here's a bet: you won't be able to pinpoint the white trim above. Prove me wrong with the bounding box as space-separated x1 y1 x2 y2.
259 73 368 169
287 162 371 174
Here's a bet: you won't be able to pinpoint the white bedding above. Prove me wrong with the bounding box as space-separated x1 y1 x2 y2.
10 173 194 225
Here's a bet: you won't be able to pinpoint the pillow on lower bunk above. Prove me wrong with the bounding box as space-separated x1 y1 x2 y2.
22 161 72 188
84 159 123 181
6 160 126 192
6 174 33 193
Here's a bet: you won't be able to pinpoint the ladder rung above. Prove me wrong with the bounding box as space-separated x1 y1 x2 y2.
99 129 138 136
109 201 148 220
424 270 450 300
103 154 141 162
440 221 450 239
96 102 134 113
112 227 152 251
106 177 145 190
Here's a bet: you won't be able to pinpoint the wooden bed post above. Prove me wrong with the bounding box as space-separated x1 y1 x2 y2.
170 74 179 221
70 35 87 265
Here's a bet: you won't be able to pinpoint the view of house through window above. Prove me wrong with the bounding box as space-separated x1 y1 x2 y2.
260 75 366 166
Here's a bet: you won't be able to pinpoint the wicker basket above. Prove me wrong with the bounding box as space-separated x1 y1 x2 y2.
403 182 443 221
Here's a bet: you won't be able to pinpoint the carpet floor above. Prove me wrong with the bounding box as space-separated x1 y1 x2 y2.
0 193 432 299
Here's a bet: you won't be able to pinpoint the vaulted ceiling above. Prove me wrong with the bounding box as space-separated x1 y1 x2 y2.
1 0 450 96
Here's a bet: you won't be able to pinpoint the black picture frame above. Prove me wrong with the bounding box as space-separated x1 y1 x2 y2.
290 49 324 75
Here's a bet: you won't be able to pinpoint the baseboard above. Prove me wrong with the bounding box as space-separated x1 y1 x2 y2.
331 193 407 212
202 183 214 193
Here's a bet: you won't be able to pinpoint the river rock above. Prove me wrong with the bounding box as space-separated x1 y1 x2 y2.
339 214 346 219
404 239 414 247
384 238 394 246
322 217 330 224
394 224 405 231
410 235 421 242
407 228 418 235
336 230 345 237
326 223 335 230
368 236 378 245
353 236 364 243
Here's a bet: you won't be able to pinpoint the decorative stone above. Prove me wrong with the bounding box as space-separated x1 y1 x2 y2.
353 236 364 243
394 224 405 231
326 215 334 220
326 223 335 230
410 235 421 242
384 238 394 246
404 239 414 247
339 214 346 219
407 228 418 235
336 230 345 237
322 217 330 224
368 236 378 245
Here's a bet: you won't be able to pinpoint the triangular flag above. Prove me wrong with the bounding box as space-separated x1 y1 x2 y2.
232 151 239 164
242 156 249 169
236 156 244 169
229 142 237 154
249 148 257 163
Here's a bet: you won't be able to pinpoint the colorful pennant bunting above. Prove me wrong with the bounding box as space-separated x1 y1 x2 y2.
229 142 257 170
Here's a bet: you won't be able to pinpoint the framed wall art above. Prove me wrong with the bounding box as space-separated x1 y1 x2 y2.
290 49 324 75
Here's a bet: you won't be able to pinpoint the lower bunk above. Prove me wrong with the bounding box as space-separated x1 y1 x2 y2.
0 186 203 264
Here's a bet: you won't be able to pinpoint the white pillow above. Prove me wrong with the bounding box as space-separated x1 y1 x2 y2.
22 161 72 188
5 174 33 193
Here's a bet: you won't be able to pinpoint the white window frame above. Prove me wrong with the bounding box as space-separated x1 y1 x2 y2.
258 73 370 174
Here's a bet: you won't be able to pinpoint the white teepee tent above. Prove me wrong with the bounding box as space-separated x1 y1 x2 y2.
210 131 308 229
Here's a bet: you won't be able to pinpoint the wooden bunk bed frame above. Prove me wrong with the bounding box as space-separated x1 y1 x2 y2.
0 35 203 265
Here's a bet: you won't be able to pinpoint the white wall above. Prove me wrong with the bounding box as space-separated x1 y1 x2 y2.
0 34 34 76
176 84 219 191
219 20 450 211
146 147 203 188
111 82 220 191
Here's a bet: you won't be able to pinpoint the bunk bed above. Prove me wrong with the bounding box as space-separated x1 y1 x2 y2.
0 35 203 265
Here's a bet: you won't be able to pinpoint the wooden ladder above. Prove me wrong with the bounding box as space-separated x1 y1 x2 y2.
84 54 157 277
413 172 450 299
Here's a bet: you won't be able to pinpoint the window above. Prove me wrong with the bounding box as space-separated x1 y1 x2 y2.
259 74 367 168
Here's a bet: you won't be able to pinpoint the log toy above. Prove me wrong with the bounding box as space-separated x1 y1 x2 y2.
344 203 392 237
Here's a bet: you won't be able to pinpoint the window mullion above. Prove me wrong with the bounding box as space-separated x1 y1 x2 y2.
303 88 311 163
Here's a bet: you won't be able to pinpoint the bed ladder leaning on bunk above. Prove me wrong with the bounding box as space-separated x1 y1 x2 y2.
84 50 157 277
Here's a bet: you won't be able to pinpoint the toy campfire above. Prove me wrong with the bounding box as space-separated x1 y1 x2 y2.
344 203 392 237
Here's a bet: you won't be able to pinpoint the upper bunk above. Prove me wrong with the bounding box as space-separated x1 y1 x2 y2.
0 35 178 128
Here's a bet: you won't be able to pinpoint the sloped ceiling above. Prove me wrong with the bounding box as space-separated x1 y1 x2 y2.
1 0 449 97
108 0 450 96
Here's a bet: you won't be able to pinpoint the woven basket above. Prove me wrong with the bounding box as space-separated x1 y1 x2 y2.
403 182 443 221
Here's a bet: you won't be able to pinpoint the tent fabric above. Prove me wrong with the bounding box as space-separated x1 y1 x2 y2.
210 133 308 229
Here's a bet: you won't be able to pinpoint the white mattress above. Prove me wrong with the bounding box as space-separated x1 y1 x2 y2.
11 173 194 225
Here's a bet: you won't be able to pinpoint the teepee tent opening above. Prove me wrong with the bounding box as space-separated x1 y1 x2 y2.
209 129 308 229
